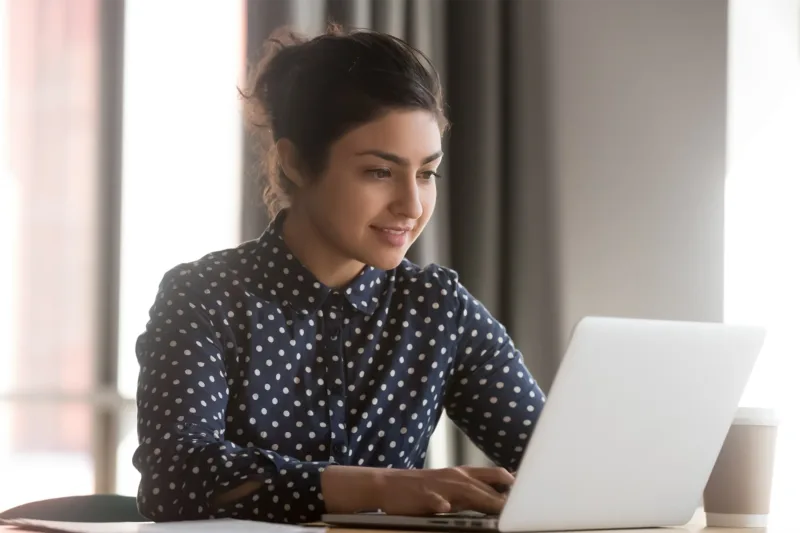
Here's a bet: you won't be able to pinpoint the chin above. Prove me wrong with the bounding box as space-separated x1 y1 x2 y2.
364 251 407 271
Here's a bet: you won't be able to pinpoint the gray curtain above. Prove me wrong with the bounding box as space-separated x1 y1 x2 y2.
242 0 560 466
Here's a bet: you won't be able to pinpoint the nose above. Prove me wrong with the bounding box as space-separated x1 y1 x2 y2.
391 174 424 220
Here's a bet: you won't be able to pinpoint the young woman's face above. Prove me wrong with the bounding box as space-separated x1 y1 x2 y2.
296 109 443 271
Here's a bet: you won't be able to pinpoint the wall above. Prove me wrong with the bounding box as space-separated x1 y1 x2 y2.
543 0 730 352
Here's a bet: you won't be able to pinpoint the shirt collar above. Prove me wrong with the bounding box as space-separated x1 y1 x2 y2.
251 211 386 316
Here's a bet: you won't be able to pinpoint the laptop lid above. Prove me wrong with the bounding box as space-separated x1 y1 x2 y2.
498 317 765 532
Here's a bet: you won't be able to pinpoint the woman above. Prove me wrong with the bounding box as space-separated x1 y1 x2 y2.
133 26 545 524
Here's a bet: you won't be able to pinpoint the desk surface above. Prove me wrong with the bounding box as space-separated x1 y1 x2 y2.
0 511 789 533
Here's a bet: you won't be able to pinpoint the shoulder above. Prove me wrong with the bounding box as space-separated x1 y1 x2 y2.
152 239 260 299
392 259 468 307
394 260 499 321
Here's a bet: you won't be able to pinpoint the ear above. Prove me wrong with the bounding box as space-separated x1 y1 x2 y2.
275 138 306 187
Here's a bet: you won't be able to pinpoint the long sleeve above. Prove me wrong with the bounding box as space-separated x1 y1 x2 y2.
133 268 330 523
443 274 546 470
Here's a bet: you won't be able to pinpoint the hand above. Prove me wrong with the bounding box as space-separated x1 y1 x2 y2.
373 466 514 516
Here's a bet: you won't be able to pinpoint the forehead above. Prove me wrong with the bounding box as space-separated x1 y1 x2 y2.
334 109 443 159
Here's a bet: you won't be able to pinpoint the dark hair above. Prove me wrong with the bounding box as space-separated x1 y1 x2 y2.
241 24 449 219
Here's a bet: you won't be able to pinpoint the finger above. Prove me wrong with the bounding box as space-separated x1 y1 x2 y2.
445 467 507 499
428 492 451 515
458 483 506 515
394 491 450 516
490 483 511 495
448 467 513 499
465 475 508 499
441 479 506 515
459 466 516 486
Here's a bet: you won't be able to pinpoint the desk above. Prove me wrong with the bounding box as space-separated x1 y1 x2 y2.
0 512 792 533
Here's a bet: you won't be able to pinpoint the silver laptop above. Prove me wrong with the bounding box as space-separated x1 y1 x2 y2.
323 316 766 532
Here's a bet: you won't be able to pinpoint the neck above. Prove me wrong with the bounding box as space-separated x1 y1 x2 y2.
281 209 366 289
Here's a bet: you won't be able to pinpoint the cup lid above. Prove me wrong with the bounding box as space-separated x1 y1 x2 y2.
733 407 780 426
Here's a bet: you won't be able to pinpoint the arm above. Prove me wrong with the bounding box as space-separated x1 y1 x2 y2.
133 268 379 523
443 274 546 470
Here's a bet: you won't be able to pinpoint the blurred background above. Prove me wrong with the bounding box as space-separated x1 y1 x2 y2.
0 0 798 524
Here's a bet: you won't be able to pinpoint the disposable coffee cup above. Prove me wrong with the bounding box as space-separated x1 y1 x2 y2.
703 407 779 528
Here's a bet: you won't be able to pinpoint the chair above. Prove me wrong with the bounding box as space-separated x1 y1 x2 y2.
0 494 146 522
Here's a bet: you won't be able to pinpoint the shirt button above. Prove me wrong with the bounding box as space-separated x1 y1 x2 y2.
333 443 344 454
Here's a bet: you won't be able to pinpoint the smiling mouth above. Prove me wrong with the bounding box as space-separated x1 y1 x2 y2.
370 225 414 247
372 226 413 234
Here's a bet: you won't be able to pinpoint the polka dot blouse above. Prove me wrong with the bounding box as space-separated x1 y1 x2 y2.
133 213 546 524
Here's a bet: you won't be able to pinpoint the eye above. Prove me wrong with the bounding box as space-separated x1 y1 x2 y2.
420 170 442 181
367 168 392 179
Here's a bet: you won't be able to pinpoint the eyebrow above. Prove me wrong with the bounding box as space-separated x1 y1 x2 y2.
355 149 444 166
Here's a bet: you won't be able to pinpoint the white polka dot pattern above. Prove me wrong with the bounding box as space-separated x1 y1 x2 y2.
133 213 545 523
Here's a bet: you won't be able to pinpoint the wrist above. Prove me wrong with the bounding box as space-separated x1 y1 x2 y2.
321 465 387 513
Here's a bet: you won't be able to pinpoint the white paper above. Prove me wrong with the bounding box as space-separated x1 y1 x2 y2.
0 518 321 533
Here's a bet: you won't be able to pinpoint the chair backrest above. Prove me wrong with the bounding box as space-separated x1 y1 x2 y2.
0 494 146 523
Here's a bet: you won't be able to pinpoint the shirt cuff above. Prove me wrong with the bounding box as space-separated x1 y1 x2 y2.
257 459 331 523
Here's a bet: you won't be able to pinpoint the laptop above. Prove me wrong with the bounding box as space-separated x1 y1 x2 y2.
322 316 766 532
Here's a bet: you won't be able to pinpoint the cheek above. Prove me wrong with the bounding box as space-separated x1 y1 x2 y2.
325 175 389 216
420 183 437 217
308 174 375 226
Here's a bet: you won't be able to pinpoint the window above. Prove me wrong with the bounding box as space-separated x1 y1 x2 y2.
0 0 101 510
726 0 800 525
115 0 245 494
0 0 245 508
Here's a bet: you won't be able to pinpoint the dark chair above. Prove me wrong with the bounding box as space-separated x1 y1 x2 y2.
0 494 146 523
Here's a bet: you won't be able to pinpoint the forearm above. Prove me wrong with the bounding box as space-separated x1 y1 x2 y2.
446 350 545 470
320 465 386 513
210 465 385 519
135 439 331 523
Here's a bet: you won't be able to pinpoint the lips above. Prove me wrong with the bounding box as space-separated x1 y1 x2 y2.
370 225 413 247
374 227 411 234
